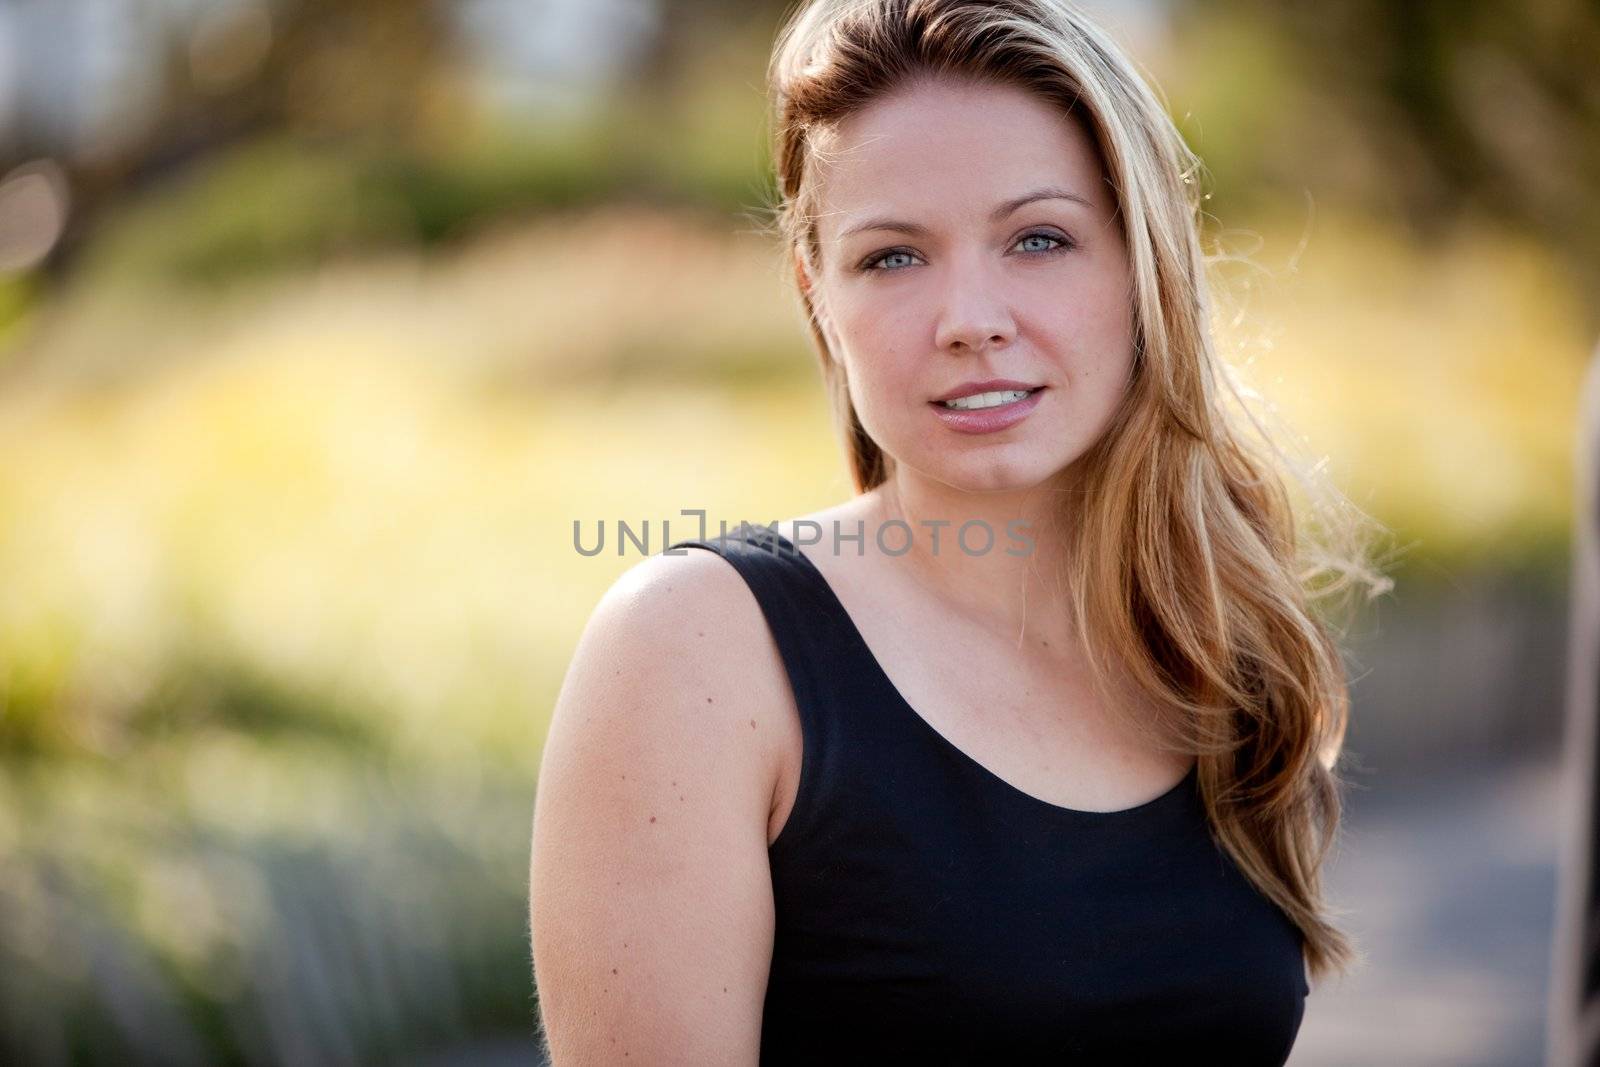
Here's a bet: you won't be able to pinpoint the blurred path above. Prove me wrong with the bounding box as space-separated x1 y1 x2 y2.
1293 754 1559 1066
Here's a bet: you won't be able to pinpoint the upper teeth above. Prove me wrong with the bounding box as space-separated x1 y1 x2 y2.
941 389 1033 410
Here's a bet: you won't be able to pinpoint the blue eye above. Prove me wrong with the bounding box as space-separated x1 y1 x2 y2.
867 250 920 271
1017 231 1072 254
858 230 1076 273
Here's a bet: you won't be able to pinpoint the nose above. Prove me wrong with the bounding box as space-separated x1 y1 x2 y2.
933 257 1017 354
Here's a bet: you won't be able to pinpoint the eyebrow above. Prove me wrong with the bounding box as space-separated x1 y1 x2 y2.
836 186 1094 242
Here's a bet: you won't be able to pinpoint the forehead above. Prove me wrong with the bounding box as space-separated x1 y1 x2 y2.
812 77 1108 242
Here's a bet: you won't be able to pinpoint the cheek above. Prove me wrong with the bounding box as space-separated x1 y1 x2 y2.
843 353 917 430
835 304 918 396
1044 281 1135 381
834 292 903 352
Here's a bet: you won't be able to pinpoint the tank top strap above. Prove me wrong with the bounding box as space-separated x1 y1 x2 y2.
663 522 860 711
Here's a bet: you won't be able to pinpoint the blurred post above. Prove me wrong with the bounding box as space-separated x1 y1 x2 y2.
1551 335 1600 1067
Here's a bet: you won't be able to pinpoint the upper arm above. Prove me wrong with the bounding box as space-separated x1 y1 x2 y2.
529 548 788 1066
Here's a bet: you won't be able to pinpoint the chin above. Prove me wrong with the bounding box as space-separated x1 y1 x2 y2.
921 451 1069 495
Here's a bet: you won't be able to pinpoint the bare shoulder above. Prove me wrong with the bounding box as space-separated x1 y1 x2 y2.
597 544 777 659
538 541 798 842
563 545 796 760
528 546 796 1065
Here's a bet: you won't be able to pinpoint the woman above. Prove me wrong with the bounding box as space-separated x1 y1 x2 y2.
530 1 1390 1062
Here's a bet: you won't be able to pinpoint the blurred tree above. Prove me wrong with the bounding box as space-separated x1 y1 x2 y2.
14 0 470 282
624 0 796 97
1193 0 1600 326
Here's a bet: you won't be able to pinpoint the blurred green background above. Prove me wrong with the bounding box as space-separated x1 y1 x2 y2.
0 0 1595 1063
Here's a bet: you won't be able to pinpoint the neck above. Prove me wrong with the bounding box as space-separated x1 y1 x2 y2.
860 465 1081 650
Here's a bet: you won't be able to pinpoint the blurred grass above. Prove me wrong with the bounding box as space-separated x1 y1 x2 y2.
0 743 535 1064
0 195 1587 1060
0 340 839 762
1210 202 1587 576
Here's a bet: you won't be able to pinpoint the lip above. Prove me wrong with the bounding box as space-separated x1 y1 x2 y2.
931 377 1042 403
928 385 1045 435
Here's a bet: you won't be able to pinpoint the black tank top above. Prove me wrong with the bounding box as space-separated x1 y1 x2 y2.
665 523 1309 1065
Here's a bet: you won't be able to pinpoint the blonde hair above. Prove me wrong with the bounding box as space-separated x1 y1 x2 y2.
765 0 1395 983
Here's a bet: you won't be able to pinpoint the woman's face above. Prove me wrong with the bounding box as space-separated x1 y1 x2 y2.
805 76 1136 494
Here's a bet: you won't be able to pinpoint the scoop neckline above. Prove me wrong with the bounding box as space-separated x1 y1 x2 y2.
741 523 1199 822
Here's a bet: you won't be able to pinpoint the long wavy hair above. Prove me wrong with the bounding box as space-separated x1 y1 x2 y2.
765 0 1395 983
